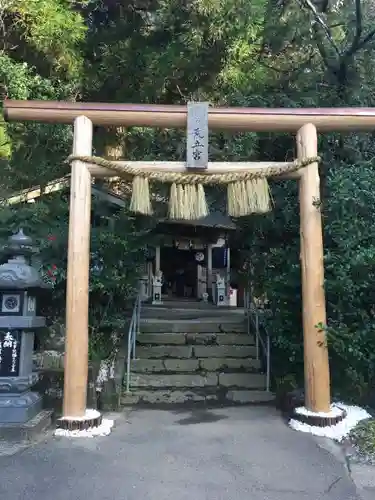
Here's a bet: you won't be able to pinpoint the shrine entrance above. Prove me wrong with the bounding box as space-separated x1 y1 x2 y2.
5 99 375 429
151 213 236 304
160 246 197 299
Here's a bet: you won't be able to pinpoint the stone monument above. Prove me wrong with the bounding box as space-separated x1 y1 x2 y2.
0 229 52 439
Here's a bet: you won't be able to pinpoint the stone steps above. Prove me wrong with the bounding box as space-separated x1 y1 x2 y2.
143 299 238 310
135 345 258 359
122 303 273 407
130 372 266 389
136 332 255 346
140 319 245 333
121 389 274 405
131 357 261 373
141 304 245 320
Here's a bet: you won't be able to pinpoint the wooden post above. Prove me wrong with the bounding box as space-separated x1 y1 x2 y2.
226 246 231 304
148 261 153 298
155 245 161 274
297 123 331 413
63 116 93 418
207 244 213 299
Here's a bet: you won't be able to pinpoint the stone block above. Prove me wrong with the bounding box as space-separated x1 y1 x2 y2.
137 333 186 345
163 359 199 372
226 390 275 404
193 345 257 358
131 359 165 373
136 346 193 359
0 391 42 423
199 357 261 372
33 350 64 370
0 374 38 393
189 333 255 345
0 409 53 441
130 358 200 374
185 333 216 345
34 368 64 414
120 393 140 405
143 308 240 320
122 390 210 404
141 319 245 334
34 365 97 417
130 373 218 388
214 334 255 345
219 373 266 388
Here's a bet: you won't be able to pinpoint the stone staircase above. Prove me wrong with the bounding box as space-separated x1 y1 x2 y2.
121 300 274 406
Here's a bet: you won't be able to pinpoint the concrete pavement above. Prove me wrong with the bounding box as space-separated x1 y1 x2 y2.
0 406 364 500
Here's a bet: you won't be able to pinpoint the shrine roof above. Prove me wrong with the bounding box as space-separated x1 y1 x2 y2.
4 177 237 230
158 212 236 230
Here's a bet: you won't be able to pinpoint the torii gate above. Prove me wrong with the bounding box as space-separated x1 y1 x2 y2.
4 101 374 429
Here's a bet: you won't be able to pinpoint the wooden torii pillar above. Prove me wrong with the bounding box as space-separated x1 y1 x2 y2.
5 101 375 423
297 124 330 412
63 116 93 418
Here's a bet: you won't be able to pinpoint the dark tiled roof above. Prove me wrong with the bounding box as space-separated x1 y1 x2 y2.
6 177 237 230
160 211 236 230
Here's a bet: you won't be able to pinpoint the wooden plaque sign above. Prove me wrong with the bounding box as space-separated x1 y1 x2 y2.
186 102 209 169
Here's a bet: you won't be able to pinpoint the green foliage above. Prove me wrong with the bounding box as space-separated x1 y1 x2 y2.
324 163 375 400
87 203 157 359
245 158 375 402
0 125 11 159
0 196 156 360
350 418 375 461
4 0 87 76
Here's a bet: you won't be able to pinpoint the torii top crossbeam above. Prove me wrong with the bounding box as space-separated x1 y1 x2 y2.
4 100 375 131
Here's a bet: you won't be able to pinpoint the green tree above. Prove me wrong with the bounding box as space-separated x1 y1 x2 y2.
0 0 87 188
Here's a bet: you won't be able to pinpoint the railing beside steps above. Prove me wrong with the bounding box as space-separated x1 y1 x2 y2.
244 290 271 392
125 290 142 393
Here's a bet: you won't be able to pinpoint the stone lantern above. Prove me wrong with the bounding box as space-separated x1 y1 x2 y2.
0 229 51 434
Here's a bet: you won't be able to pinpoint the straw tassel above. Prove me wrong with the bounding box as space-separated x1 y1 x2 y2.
196 184 209 219
227 181 245 217
244 180 258 214
227 178 272 217
130 173 271 219
168 183 179 219
182 184 193 219
253 178 272 213
169 183 187 219
130 176 153 215
177 184 186 219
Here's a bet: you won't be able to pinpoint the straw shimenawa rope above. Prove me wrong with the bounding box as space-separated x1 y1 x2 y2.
68 155 319 184
67 155 320 219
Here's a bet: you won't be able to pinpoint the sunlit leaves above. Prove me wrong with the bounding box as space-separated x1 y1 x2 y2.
6 0 87 76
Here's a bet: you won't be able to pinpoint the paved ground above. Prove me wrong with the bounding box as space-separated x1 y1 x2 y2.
347 462 375 500
0 406 366 500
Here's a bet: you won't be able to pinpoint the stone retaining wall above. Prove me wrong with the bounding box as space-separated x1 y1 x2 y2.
33 353 97 417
